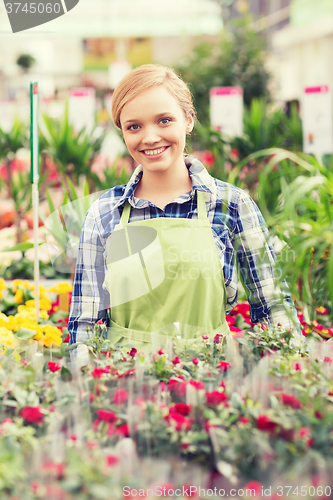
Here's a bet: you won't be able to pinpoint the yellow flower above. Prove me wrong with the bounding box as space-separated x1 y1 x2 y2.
0 327 18 353
34 324 62 347
0 313 10 328
48 282 72 294
26 297 51 312
0 278 6 299
13 289 24 304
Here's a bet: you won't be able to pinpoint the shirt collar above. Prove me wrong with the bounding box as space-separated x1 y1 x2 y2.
113 154 217 210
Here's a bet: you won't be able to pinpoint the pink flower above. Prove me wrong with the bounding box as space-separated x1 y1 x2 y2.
47 361 61 372
202 335 209 340
20 359 27 366
297 427 311 438
158 349 165 355
192 357 199 365
295 362 302 371
113 390 128 405
106 455 118 466
96 409 118 422
239 416 250 424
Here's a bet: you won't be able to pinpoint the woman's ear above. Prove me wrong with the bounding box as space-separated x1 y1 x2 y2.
186 114 194 134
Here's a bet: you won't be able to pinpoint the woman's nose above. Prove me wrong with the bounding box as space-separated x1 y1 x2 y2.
141 126 161 144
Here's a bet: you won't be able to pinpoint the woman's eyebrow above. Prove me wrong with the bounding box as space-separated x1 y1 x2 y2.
123 112 176 126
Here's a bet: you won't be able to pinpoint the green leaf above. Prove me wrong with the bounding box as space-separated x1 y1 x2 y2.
49 310 69 322
60 366 73 382
15 327 36 340
1 242 33 253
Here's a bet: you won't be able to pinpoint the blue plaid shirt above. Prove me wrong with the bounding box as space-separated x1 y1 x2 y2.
68 155 300 345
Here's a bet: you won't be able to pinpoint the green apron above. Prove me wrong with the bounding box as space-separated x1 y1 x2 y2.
105 190 230 349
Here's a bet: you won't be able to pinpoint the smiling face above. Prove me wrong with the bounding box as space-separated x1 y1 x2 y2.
120 85 193 175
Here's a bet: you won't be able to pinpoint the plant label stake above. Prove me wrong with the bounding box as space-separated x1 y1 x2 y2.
30 82 40 322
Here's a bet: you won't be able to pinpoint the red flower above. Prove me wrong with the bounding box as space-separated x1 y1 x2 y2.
113 390 128 405
168 378 187 396
47 361 61 372
42 461 65 478
295 362 302 371
192 357 199 365
214 333 223 344
231 303 250 318
91 367 110 379
217 361 231 372
239 416 250 424
256 415 277 433
180 442 190 450
189 380 205 390
206 390 228 405
170 403 191 416
324 357 332 364
280 393 303 409
315 411 323 419
243 480 262 498
226 315 236 326
21 406 44 424
20 359 27 366
158 349 165 355
172 356 181 365
128 347 137 357
96 409 118 422
115 424 129 436
169 413 193 432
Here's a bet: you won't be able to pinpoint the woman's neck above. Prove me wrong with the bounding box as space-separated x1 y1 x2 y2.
134 163 192 209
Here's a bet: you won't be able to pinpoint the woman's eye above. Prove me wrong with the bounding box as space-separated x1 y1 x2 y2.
128 124 139 131
160 118 171 124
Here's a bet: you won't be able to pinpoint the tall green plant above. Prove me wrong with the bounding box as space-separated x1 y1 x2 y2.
240 149 333 320
41 104 105 186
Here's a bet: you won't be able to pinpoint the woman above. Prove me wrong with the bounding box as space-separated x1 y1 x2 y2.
68 64 301 350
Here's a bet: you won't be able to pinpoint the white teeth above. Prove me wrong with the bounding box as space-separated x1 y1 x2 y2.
144 147 166 156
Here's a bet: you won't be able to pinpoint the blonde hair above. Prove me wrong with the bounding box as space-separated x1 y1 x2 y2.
111 64 196 130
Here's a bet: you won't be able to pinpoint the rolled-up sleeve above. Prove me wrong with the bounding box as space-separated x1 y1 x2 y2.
68 203 109 345
232 191 301 333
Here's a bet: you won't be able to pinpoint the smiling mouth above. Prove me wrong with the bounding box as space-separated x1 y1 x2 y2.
141 146 169 156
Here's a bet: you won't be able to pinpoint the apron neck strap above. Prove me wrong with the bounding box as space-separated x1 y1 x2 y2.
120 200 132 225
120 190 208 225
196 190 208 220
